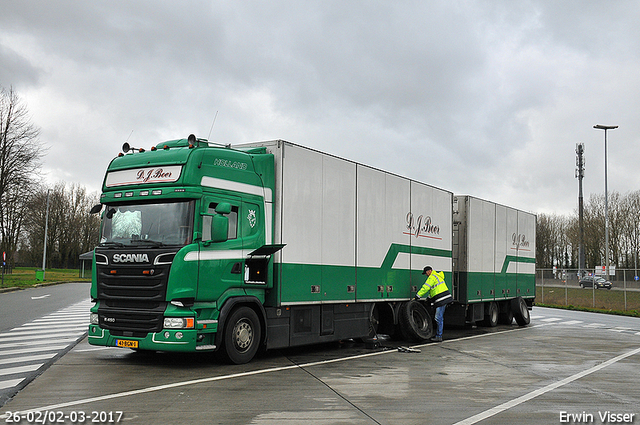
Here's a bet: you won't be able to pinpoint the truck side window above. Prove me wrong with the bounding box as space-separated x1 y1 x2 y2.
203 203 238 240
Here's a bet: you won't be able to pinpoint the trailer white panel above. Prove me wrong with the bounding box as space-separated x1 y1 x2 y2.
453 195 536 303
355 166 410 270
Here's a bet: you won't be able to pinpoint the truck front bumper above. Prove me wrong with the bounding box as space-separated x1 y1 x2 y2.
87 326 216 352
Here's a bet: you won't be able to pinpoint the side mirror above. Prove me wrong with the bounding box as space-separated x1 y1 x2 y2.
211 215 229 243
215 202 231 215
90 204 103 215
210 202 231 243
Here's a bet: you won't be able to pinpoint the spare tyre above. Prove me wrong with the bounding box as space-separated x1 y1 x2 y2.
399 300 434 341
511 296 531 326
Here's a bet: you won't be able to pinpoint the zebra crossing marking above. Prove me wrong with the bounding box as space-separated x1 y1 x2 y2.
0 299 91 396
533 314 639 336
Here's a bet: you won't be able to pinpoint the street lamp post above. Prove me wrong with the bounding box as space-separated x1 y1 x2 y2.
575 143 585 278
593 124 618 281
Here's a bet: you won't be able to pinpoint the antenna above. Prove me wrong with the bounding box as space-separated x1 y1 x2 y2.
207 111 219 140
122 130 136 153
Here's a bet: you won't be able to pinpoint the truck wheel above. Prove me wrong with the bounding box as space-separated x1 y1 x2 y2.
368 304 380 337
498 305 513 325
223 306 261 364
511 297 530 326
482 302 498 327
399 301 433 342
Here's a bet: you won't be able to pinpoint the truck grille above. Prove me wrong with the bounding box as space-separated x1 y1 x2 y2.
95 258 171 334
98 302 166 334
96 265 169 301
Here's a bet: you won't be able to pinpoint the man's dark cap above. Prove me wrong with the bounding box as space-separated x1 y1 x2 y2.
422 266 433 275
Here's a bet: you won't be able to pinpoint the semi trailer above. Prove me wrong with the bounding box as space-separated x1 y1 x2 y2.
88 136 535 363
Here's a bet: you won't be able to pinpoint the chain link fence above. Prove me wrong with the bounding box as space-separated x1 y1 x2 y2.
536 268 640 312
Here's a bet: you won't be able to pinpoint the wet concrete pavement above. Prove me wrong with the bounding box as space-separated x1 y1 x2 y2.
1 307 639 424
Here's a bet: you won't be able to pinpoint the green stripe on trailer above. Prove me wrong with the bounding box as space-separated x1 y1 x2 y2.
274 243 453 305
500 255 536 274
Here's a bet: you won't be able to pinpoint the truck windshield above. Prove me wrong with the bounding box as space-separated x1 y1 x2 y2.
99 200 195 247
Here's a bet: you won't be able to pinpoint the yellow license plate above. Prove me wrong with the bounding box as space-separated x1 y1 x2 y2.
116 339 138 349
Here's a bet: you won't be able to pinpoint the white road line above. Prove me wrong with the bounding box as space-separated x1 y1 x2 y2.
583 323 606 328
540 318 562 322
16 324 87 331
452 346 640 425
0 378 24 390
0 353 56 366
27 319 87 325
529 315 545 319
6 327 87 337
561 320 583 325
0 345 69 357
0 364 42 377
0 338 80 350
0 332 85 343
32 314 88 321
73 347 113 353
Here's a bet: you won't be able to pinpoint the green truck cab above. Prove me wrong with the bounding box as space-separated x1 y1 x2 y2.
89 135 278 363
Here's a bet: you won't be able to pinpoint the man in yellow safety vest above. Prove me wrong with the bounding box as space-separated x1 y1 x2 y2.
415 266 453 342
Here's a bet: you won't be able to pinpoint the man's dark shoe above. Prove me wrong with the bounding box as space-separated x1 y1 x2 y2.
430 336 443 342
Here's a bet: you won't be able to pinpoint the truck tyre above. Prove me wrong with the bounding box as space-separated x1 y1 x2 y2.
222 306 262 364
399 301 433 342
482 302 498 327
498 305 513 325
511 297 530 326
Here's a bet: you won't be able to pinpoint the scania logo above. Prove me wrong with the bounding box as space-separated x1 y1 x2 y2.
112 253 149 263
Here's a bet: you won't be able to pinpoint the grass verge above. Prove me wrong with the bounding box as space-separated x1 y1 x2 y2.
0 267 90 290
536 286 640 318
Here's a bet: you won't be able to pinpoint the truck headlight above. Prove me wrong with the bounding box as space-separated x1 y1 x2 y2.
90 313 99 325
163 317 195 329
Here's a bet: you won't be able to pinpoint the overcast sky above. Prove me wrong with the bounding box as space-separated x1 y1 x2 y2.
1 1 638 216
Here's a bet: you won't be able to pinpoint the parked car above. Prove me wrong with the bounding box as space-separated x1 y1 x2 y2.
579 276 612 289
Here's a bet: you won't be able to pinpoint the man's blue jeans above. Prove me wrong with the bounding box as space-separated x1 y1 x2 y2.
434 304 447 338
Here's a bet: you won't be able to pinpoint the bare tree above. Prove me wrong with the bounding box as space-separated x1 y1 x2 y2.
23 182 100 268
0 86 43 265
537 191 640 273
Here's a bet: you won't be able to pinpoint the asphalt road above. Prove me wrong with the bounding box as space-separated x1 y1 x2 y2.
1 301 639 424
0 282 90 333
0 283 91 406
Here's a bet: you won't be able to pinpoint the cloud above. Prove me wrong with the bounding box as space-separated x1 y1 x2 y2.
1 0 639 216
